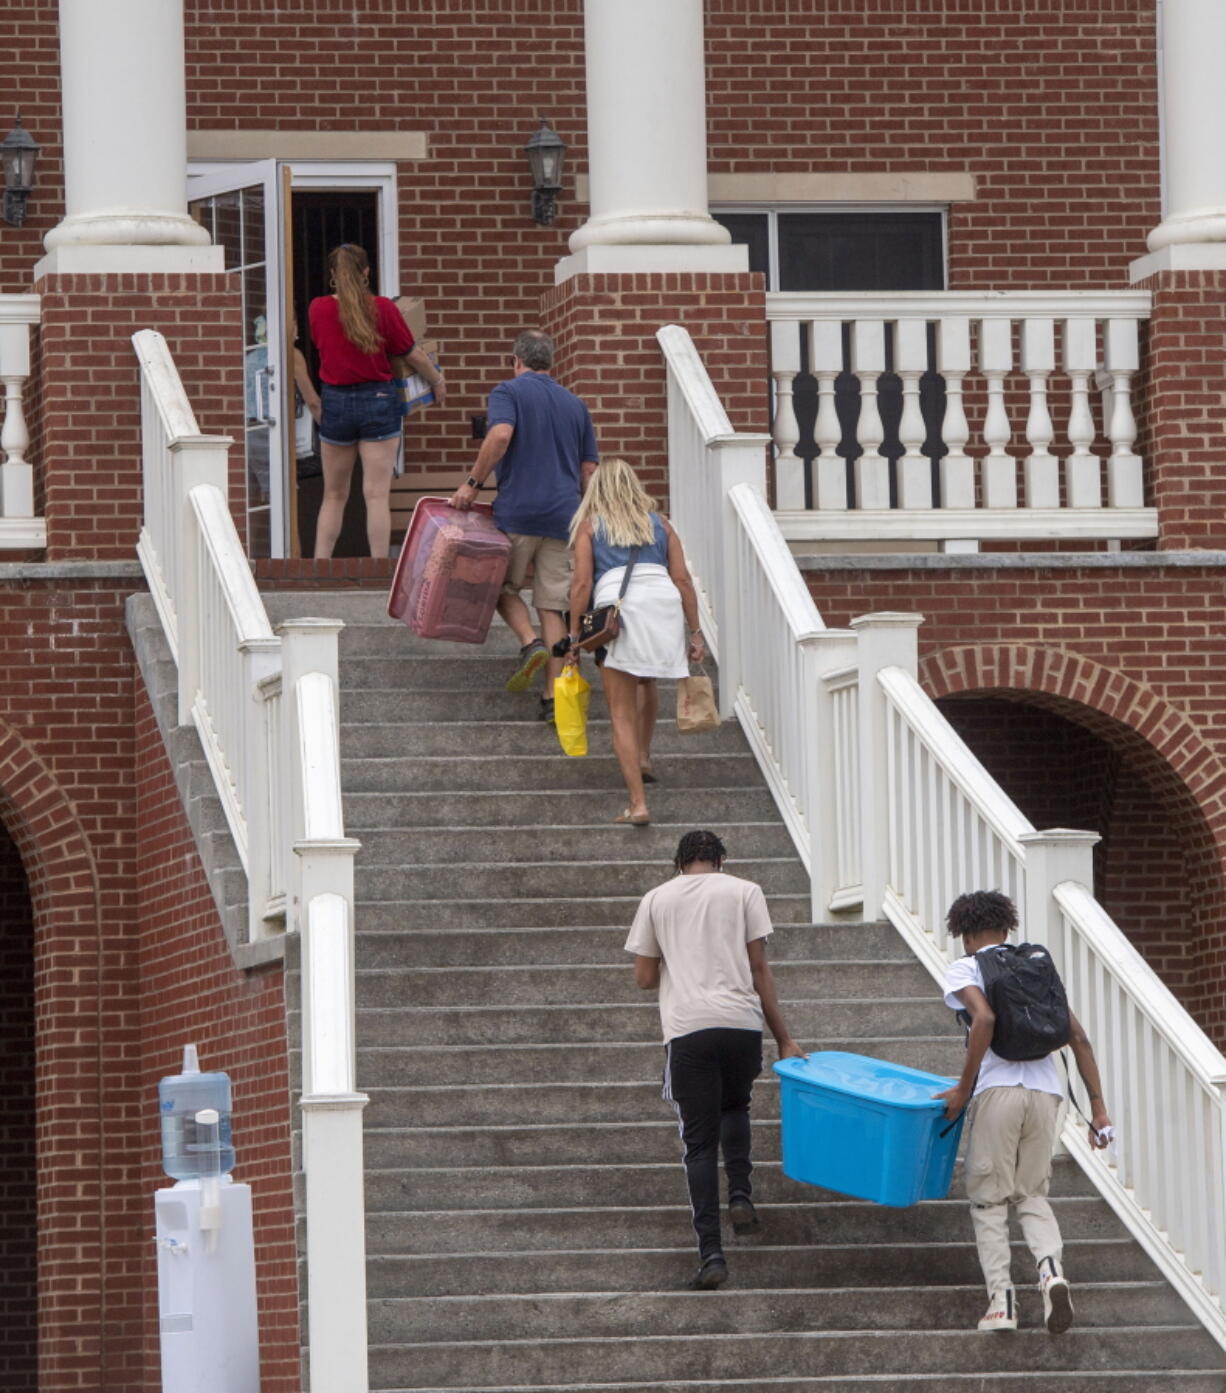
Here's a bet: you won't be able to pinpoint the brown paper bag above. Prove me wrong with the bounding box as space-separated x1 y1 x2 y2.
676 671 719 733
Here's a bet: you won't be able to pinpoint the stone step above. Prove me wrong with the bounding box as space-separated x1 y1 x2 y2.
352 996 955 1051
354 686 613 723
352 856 809 902
362 1154 1094 1213
365 1237 1161 1300
341 655 691 690
363 1198 1128 1258
342 751 761 793
354 922 909 969
354 1035 957 1088
353 893 814 932
383 1378 1226 1393
353 960 931 1010
343 785 782 830
341 715 742 759
350 820 795 867
367 1320 1217 1389
367 1282 1191 1344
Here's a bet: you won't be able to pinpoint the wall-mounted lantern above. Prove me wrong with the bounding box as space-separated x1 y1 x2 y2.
1 115 39 227
524 118 566 226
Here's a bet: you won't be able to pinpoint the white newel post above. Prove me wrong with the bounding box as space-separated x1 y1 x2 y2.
0 322 32 517
172 455 230 724
280 619 369 1393
810 320 847 510
1018 829 1100 967
712 437 771 720
850 321 889 509
770 322 804 509
43 0 213 268
851 613 924 923
810 629 859 920
560 0 746 279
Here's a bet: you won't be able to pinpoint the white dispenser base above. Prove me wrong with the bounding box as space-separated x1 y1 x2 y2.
155 1179 260 1393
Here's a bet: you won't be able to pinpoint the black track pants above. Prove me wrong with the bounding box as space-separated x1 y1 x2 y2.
663 1027 763 1260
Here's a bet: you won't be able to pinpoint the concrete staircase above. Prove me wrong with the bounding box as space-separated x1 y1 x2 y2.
266 594 1226 1393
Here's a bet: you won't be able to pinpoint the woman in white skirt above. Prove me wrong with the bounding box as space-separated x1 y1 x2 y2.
567 458 704 824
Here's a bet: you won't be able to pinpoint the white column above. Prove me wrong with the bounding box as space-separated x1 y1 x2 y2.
1133 0 1226 277
39 0 219 275
558 0 747 281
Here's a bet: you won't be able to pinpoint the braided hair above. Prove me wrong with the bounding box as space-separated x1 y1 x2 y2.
673 829 727 873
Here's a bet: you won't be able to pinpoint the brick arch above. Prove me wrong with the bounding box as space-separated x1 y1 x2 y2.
920 642 1226 1044
0 723 105 1390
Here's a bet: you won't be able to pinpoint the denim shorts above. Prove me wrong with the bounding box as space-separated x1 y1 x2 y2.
318 381 402 446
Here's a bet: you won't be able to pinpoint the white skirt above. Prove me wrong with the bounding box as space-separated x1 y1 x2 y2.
593 562 688 679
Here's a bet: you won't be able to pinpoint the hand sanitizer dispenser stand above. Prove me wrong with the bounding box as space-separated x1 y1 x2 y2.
155 1048 260 1393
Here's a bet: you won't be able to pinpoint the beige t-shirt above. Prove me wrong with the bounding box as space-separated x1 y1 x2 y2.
624 871 772 1042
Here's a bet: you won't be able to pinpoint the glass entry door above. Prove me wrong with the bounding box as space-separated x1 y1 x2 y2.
188 160 287 557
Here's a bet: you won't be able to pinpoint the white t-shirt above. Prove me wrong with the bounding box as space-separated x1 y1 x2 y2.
625 871 772 1043
943 947 1063 1098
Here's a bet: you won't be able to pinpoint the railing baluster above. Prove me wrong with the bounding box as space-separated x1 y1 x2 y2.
770 319 804 509
1104 318 1143 509
895 318 932 509
1021 317 1059 508
979 318 1016 509
936 318 974 508
1063 318 1102 507
851 320 889 510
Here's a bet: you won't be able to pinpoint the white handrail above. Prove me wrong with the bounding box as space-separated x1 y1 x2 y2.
132 331 370 1389
659 322 1226 1349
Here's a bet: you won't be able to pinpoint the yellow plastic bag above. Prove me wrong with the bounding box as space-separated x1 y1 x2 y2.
554 662 591 757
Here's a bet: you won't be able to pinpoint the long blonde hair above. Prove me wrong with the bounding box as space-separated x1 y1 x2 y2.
570 458 658 548
328 244 380 354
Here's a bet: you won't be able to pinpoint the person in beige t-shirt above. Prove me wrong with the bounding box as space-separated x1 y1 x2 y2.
625 829 803 1291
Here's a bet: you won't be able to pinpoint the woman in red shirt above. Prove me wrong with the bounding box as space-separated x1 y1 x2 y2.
308 244 445 558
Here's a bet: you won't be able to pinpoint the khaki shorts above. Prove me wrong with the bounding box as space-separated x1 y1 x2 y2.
503 533 572 613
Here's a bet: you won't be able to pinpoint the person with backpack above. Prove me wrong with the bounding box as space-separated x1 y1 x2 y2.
936 890 1113 1335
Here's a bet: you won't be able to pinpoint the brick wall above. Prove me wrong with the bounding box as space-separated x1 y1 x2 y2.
803 562 1226 1046
0 830 36 1392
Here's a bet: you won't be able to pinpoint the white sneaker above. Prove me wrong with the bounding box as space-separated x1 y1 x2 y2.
1039 1268 1074 1334
977 1288 1018 1331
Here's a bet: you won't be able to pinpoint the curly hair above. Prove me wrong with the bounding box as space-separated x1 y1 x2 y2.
673 830 727 873
946 889 1018 940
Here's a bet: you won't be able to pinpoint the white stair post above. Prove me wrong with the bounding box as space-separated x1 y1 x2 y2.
1018 828 1100 965
1022 318 1059 508
810 320 847 510
936 318 974 507
980 318 1017 508
770 320 805 509
895 318 933 510
810 629 859 921
850 320 889 509
1063 319 1103 508
1104 319 1144 509
711 436 771 720
0 322 32 517
850 612 924 923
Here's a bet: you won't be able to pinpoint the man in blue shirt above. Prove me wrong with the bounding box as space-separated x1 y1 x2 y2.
451 330 598 717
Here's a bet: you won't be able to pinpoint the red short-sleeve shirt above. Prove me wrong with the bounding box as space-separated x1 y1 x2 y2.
308 294 415 385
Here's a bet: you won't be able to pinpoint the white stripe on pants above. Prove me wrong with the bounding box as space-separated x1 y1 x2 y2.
964 1085 1064 1294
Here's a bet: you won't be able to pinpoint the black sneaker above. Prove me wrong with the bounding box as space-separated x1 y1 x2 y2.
688 1254 728 1290
728 1196 762 1235
537 696 555 723
506 639 548 692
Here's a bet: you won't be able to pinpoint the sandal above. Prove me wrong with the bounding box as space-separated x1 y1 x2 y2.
614 808 651 826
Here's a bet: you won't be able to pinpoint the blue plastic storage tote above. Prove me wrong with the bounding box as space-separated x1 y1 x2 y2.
773 1050 965 1207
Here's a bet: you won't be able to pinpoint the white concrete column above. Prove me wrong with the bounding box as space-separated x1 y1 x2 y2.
39 0 219 275
1132 0 1226 278
557 0 747 281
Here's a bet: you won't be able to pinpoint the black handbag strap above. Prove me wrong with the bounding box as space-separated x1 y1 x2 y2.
615 546 641 602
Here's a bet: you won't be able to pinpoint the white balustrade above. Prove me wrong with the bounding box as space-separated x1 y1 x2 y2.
769 320 804 509
0 296 46 549
133 329 369 1390
660 321 1226 1352
766 291 1157 547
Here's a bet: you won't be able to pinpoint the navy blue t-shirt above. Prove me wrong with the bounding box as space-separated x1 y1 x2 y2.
487 372 599 540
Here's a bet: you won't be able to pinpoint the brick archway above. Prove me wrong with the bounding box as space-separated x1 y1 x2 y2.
0 724 105 1391
921 642 1226 1043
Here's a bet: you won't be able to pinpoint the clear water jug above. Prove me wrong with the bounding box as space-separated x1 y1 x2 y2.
158 1044 235 1180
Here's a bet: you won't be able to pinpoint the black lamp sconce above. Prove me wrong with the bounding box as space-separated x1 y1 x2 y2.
524 118 566 226
1 114 39 227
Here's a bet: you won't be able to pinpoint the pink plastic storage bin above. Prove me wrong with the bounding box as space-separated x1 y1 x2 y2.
388 497 511 644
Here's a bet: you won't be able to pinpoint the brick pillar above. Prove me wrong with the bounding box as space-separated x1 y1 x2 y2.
1136 270 1226 549
540 272 769 504
33 272 245 560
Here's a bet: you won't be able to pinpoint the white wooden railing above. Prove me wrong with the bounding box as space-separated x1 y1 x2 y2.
132 329 370 1392
766 291 1158 550
659 321 1226 1350
0 294 46 549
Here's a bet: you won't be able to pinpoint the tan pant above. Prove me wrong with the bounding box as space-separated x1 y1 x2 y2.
964 1085 1063 1294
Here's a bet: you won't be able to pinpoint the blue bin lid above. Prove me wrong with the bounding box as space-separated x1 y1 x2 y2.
773 1050 955 1109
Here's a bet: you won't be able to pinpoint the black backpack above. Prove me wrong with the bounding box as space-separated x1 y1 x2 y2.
961 942 1071 1061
